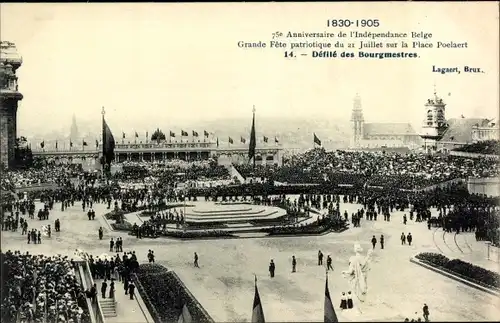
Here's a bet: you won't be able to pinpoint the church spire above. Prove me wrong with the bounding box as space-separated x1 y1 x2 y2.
70 114 79 140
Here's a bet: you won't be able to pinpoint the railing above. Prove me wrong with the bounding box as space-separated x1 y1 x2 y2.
76 261 105 323
76 262 100 323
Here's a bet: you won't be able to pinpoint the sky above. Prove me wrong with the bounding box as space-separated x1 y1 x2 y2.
1 2 499 137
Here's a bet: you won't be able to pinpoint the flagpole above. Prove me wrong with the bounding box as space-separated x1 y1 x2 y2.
102 107 105 175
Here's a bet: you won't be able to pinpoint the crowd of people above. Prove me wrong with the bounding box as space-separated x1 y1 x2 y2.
111 159 230 182
235 148 499 190
1 251 91 323
1 163 80 191
454 140 500 155
1 145 499 322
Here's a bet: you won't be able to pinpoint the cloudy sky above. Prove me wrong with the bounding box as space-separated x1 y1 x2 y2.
1 2 498 136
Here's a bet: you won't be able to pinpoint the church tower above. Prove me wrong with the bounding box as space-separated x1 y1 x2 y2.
419 86 449 153
70 114 79 141
351 94 364 147
0 41 23 168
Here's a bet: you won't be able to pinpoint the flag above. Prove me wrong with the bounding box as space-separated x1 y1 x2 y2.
263 136 268 143
217 137 219 147
324 274 338 323
275 137 279 143
249 107 256 161
70 141 73 147
82 140 88 146
204 130 209 137
135 132 138 138
146 131 149 139
95 140 99 148
241 137 246 144
177 304 193 323
55 141 58 150
251 276 265 323
170 131 176 137
122 132 125 139
181 130 189 136
102 113 116 165
314 133 322 146
229 137 234 144
192 130 199 137
40 141 45 148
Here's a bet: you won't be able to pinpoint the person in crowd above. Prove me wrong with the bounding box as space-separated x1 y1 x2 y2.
318 250 323 266
194 252 199 268
269 259 275 278
326 255 333 271
371 235 377 249
128 281 135 300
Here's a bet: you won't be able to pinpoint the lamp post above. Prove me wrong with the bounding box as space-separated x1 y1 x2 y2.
485 241 491 260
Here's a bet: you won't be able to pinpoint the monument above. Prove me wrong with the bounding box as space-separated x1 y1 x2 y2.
0 41 23 168
340 242 375 319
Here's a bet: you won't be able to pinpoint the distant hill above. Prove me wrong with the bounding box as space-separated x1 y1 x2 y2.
24 116 353 151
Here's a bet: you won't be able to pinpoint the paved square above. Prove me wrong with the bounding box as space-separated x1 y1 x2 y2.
2 199 499 322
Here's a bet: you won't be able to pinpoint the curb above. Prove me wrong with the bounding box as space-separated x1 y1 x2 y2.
101 214 115 232
409 257 500 297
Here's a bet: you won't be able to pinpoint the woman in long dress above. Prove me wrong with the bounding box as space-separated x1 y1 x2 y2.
109 279 115 299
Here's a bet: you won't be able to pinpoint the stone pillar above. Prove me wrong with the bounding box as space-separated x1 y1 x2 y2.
1 41 23 169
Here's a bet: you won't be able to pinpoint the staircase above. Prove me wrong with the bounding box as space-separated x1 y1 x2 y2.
227 164 245 183
99 297 117 317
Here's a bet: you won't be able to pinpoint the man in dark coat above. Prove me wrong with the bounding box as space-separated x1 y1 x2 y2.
128 282 135 300
101 279 108 298
269 259 275 278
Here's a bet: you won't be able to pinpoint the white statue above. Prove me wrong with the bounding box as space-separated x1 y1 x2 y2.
342 243 373 303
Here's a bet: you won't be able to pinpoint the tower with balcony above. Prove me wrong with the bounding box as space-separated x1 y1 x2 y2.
351 93 364 147
0 41 23 168
420 87 449 153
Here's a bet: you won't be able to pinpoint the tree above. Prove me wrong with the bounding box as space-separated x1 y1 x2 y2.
13 136 33 169
151 128 166 141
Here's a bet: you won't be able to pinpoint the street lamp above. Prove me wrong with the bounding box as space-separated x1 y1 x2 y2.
485 241 491 260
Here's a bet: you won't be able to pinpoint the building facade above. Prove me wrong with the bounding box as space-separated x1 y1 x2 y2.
471 119 499 142
32 140 283 167
350 94 421 149
0 41 23 168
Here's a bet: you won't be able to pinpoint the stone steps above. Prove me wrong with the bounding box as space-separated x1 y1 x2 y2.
99 297 117 317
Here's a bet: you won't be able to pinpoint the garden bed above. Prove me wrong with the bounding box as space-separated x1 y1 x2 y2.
133 264 213 323
160 230 235 239
111 221 133 231
415 252 500 290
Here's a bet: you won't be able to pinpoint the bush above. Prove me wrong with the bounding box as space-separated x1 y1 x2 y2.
134 265 213 323
137 263 168 275
105 210 126 223
415 252 500 289
111 221 133 231
265 224 331 236
161 230 234 239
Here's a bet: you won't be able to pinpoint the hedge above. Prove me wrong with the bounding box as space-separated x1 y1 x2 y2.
134 264 213 323
415 252 500 289
161 230 234 239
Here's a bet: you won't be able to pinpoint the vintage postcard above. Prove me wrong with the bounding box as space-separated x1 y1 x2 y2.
1 2 499 323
